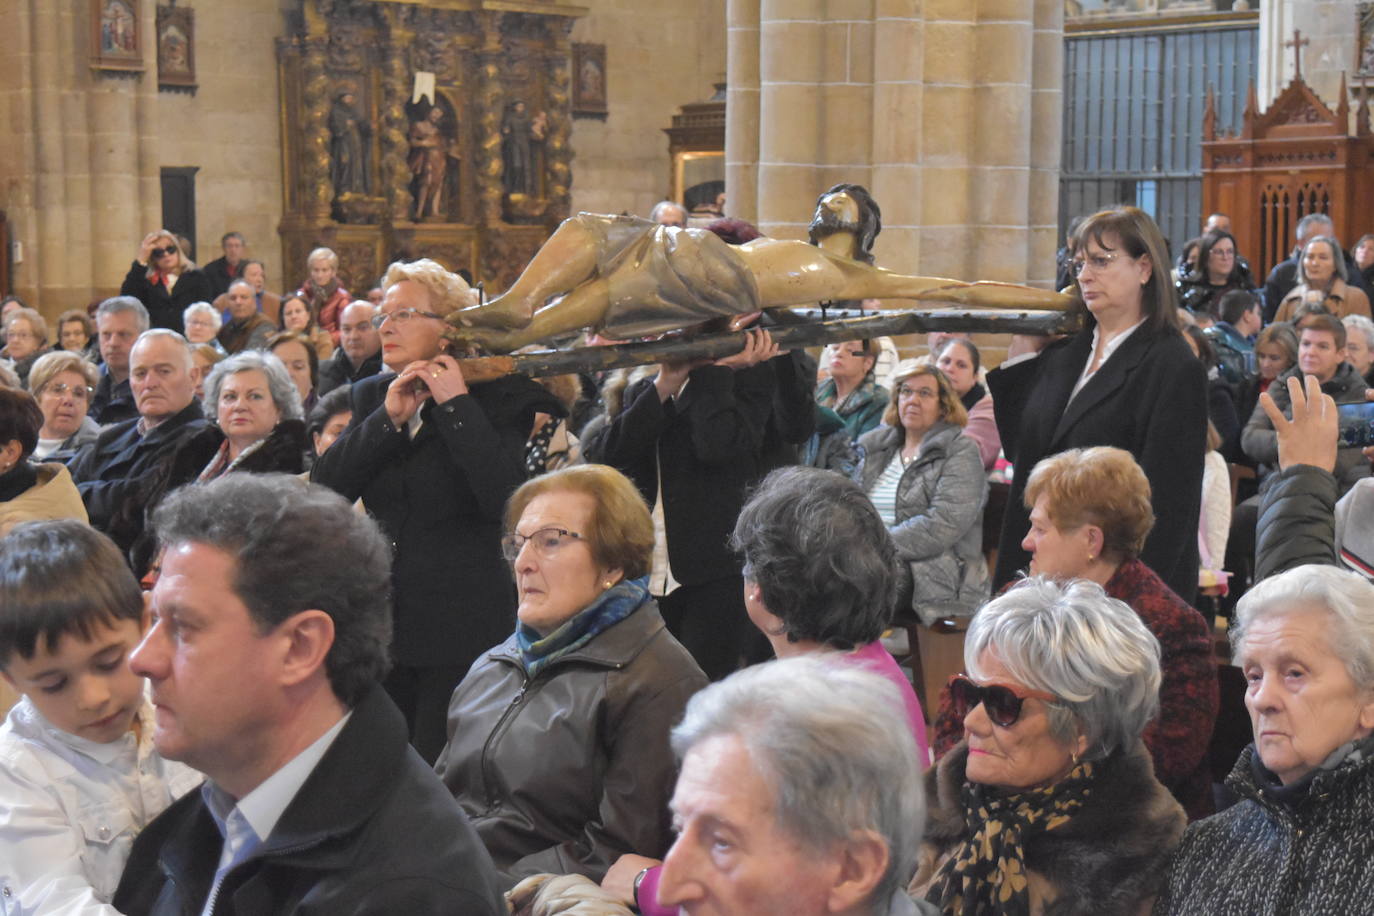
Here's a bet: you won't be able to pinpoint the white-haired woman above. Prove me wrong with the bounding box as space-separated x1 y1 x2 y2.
1157 564 1374 915
312 258 562 763
1274 236 1373 322
126 351 307 576
181 301 226 353
120 230 214 334
912 577 1185 914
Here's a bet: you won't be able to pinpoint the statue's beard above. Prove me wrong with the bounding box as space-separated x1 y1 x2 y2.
809 210 862 240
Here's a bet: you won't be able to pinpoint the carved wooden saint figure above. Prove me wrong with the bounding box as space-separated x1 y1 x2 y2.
409 106 454 220
449 183 1071 353
501 100 537 196
329 90 370 195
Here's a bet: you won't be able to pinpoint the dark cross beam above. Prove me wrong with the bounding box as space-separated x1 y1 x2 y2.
1286 29 1310 79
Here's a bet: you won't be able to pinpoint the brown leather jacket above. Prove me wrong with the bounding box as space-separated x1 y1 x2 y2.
435 601 706 890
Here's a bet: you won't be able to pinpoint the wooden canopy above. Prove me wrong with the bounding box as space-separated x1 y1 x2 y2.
1202 44 1374 278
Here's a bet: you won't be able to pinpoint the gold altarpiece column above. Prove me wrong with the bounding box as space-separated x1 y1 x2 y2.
276 0 585 295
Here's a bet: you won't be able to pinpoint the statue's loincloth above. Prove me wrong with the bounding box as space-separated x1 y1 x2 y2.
574 212 760 337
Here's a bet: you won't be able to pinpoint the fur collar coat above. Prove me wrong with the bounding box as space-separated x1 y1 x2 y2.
913 742 1185 915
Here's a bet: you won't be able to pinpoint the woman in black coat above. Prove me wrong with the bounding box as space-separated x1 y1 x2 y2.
311 259 560 764
119 231 214 334
989 206 1207 602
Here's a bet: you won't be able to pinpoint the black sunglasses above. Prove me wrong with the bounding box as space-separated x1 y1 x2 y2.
948 674 1058 728
151 246 178 258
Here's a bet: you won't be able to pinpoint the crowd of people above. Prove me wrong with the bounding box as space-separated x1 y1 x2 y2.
0 196 1372 915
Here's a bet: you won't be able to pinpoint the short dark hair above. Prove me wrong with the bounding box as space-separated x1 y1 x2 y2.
1072 206 1179 335
268 330 321 390
0 389 43 459
1217 288 1259 326
221 231 245 245
152 474 393 705
730 466 897 649
0 521 143 666
1298 311 1347 349
808 183 882 264
308 384 353 438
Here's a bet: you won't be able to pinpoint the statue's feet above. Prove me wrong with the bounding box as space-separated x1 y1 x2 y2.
452 299 534 331
443 324 524 355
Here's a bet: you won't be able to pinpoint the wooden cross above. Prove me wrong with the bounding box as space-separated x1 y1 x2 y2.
1286 29 1310 78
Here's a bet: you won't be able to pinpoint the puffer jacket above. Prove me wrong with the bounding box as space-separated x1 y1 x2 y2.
1155 736 1374 915
1254 464 1339 580
857 421 988 621
435 600 707 890
1241 361 1372 494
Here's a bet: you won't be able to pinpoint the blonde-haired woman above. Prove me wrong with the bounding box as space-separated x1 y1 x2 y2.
295 246 351 343
1 308 51 389
311 257 563 763
119 230 214 334
857 360 989 622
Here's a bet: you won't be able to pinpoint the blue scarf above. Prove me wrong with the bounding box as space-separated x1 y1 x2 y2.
516 576 650 678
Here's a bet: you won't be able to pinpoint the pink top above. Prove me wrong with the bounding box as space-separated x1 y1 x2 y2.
845 640 931 766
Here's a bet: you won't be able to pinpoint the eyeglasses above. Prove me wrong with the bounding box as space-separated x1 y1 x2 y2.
897 384 938 400
500 527 586 564
42 382 94 401
150 246 178 259
371 307 445 329
948 674 1059 728
1070 252 1124 276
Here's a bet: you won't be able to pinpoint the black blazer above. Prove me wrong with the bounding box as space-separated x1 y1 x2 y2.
582 351 814 587
311 372 560 669
988 324 1207 602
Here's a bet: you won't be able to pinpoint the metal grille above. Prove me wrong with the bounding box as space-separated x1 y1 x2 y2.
1061 24 1258 254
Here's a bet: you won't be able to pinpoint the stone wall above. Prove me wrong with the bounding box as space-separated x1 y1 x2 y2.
1259 0 1361 117
569 0 727 217
0 0 290 315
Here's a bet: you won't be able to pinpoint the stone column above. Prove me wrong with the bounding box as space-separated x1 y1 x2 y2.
727 0 1063 291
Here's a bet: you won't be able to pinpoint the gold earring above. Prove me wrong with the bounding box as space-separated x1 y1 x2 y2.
603 580 613 589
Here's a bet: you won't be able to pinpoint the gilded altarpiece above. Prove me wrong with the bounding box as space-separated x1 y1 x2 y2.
276 0 583 295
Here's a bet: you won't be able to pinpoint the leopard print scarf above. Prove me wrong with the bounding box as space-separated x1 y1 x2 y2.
928 760 1095 915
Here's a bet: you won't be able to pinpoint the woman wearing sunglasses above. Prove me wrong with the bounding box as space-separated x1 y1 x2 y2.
911 577 1185 915
435 464 706 891
311 258 564 764
119 230 214 335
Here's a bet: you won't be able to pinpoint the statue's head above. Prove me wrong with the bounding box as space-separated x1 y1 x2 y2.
808 184 881 265
427 107 444 124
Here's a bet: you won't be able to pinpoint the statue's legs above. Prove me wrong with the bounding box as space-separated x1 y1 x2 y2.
454 218 601 330
450 278 611 353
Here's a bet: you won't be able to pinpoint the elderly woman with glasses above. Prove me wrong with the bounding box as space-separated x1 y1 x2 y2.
0 389 88 535
990 206 1207 603
27 351 100 462
435 464 706 891
1 308 52 390
858 360 989 623
1158 565 1374 914
312 258 563 764
119 230 214 334
1274 235 1373 323
912 577 1185 915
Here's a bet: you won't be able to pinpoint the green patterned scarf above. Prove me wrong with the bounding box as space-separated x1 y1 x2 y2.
516 576 650 678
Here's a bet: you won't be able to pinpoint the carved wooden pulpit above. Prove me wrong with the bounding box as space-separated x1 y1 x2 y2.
276 0 586 296
1201 31 1374 278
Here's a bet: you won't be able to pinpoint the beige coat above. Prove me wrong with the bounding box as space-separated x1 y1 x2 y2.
0 463 88 536
1274 278 1372 322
